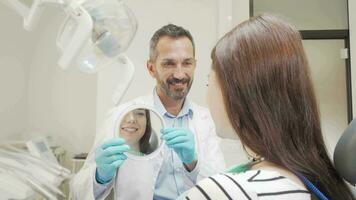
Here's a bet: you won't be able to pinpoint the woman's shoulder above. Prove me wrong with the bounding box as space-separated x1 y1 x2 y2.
183 170 311 200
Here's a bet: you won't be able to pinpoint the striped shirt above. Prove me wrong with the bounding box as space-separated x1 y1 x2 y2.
180 170 311 200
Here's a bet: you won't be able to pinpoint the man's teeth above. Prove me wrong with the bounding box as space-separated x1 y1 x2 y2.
171 82 185 86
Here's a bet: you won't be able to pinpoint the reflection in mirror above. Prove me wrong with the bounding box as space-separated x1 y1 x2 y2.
117 108 163 157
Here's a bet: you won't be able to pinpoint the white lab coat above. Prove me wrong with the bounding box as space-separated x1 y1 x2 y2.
70 94 225 200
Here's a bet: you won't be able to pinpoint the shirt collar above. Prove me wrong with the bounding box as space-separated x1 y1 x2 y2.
153 88 193 119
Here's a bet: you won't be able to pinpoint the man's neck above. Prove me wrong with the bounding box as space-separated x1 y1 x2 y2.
157 89 185 116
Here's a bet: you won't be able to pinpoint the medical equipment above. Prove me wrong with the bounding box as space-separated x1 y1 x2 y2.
0 142 71 199
0 172 36 200
26 137 59 164
2 0 138 105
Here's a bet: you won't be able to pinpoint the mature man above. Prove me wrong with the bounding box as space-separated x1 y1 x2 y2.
71 24 225 200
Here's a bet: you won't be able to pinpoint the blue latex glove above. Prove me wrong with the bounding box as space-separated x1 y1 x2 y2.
95 138 130 184
161 128 197 164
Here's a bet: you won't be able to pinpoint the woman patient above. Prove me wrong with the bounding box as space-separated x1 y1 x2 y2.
180 14 353 199
119 108 154 156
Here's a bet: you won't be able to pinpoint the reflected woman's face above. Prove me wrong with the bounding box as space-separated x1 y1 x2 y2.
120 109 147 146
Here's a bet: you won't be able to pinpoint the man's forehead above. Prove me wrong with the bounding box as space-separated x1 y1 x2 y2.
156 36 193 51
155 47 194 61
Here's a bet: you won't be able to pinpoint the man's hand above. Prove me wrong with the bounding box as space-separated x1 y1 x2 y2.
161 128 197 168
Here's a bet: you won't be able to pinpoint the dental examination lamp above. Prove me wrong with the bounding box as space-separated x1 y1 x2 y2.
2 0 138 104
334 118 356 186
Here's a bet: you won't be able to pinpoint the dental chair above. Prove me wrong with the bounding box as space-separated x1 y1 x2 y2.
334 118 356 197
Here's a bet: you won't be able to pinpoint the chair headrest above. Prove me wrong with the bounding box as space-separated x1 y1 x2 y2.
333 118 356 184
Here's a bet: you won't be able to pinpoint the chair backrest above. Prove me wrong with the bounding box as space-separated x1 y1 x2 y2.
333 118 356 185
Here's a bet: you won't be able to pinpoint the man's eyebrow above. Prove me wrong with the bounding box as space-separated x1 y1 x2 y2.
183 58 195 61
161 58 175 62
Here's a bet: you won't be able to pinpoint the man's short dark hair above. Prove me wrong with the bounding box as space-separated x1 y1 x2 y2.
149 24 195 61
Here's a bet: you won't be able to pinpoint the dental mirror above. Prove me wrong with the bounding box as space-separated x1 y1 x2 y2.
115 105 164 158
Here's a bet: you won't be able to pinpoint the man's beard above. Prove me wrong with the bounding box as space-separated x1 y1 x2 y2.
160 75 193 101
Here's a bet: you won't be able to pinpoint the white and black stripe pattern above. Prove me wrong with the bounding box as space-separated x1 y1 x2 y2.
183 170 311 200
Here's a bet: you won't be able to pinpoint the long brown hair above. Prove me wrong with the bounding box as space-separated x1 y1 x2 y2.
212 14 353 199
139 109 152 154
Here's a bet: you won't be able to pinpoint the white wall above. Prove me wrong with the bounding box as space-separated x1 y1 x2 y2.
23 8 97 155
0 4 35 140
0 4 97 156
303 40 348 156
217 0 250 38
350 0 356 117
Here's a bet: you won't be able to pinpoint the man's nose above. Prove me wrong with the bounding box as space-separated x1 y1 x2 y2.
172 65 185 80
